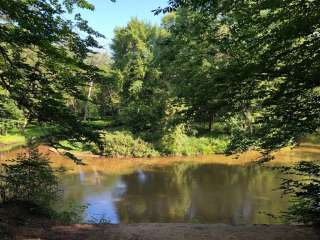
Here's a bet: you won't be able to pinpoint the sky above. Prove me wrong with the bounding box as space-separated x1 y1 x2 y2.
74 0 168 49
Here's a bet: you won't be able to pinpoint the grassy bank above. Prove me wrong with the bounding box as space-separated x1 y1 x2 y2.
0 121 230 157
0 124 56 152
3 121 319 158
0 135 26 151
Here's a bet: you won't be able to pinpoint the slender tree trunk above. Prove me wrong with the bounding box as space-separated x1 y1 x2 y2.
243 109 253 134
208 114 214 132
22 113 30 132
83 80 94 121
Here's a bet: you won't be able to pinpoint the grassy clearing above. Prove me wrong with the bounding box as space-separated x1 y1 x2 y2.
161 134 229 156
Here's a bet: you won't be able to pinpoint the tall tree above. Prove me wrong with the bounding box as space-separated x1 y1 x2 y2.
111 18 169 134
158 9 232 131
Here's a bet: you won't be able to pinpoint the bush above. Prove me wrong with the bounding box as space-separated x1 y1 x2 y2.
58 140 100 154
281 161 320 225
0 148 61 207
102 131 159 157
0 119 25 135
160 125 229 156
0 148 86 224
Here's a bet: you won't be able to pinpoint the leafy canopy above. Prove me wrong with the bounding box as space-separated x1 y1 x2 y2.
0 0 112 144
159 0 320 152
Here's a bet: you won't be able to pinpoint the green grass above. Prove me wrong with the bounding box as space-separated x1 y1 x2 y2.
300 132 320 145
0 134 26 144
58 140 99 154
83 118 114 131
0 124 55 152
0 134 26 152
0 120 231 157
10 125 55 139
161 134 229 156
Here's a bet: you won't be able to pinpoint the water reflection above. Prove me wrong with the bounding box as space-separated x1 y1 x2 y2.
61 163 289 224
2 146 319 224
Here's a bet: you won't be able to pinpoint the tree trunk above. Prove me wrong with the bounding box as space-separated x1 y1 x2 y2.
83 80 94 121
208 114 214 132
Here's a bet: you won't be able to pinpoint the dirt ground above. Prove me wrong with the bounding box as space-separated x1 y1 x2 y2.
1 204 319 240
10 223 320 240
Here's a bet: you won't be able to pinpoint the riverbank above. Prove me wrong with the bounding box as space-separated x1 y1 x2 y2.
2 204 318 240
7 223 320 240
2 145 320 176
0 121 230 157
1 147 320 239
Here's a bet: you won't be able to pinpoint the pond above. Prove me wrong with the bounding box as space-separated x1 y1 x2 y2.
1 146 320 224
62 163 288 224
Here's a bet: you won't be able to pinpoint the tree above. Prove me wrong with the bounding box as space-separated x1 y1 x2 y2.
111 18 170 134
66 51 113 121
280 161 320 225
0 0 111 144
157 9 232 132
159 0 320 152
160 0 320 225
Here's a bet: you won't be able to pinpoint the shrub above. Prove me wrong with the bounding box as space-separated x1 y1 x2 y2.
58 140 100 155
0 148 86 224
160 125 229 156
281 161 320 225
102 131 159 157
0 148 61 207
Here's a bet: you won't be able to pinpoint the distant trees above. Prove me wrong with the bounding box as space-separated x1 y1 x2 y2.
1 0 319 155
66 51 113 121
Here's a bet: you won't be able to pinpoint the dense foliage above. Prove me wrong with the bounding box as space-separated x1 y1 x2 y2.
159 0 320 152
0 0 111 144
102 131 159 158
159 0 320 225
0 0 320 225
111 18 170 134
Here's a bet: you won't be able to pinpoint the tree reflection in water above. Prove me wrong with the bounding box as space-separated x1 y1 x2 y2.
60 163 289 224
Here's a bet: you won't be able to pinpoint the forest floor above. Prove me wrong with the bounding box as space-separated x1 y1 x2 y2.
8 223 320 240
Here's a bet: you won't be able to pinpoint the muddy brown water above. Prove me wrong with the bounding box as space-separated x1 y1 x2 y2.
1 146 319 224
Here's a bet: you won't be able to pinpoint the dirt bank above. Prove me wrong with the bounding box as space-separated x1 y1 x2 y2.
1 200 319 240
8 223 319 240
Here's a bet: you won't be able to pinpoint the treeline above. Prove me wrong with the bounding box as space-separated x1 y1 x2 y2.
1 0 319 157
58 16 234 156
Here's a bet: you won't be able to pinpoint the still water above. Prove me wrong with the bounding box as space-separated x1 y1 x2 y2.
1 146 320 224
61 163 288 224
